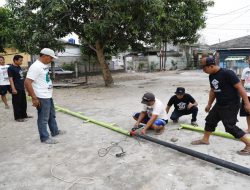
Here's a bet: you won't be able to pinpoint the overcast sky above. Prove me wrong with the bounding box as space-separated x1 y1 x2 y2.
1 0 250 45
199 0 250 45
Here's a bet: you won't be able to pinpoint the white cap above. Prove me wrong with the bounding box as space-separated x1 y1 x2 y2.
40 48 58 59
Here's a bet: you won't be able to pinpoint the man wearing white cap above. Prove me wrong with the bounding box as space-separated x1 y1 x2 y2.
24 48 65 144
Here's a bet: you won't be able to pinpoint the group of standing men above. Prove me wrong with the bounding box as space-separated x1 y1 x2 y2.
133 56 250 155
0 48 64 144
0 55 30 122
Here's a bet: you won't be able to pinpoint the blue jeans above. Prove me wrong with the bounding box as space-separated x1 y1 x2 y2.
37 98 59 142
133 112 168 126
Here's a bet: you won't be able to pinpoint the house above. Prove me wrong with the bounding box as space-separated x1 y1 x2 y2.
210 35 250 75
0 47 31 67
55 40 81 67
122 43 210 72
0 40 81 69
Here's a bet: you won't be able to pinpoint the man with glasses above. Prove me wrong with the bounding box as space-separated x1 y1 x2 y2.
132 92 168 135
191 56 250 155
25 48 65 144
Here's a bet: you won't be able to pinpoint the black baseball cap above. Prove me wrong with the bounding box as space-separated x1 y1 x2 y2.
141 92 155 104
201 57 216 67
175 87 185 95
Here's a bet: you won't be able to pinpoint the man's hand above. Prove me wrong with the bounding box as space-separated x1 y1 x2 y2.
12 89 17 94
187 103 193 110
32 98 40 108
141 128 146 135
205 104 212 112
244 102 250 113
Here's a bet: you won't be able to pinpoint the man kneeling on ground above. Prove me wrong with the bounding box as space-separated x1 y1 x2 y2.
166 87 198 126
133 92 168 135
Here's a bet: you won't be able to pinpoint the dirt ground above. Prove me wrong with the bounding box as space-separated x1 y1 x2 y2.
0 70 249 190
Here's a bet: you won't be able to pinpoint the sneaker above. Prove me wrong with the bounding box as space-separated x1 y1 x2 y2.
25 115 33 118
42 138 58 144
191 121 198 127
58 130 66 135
52 130 66 137
16 118 27 122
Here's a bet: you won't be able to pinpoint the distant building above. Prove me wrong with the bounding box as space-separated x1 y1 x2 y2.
0 48 31 67
122 43 210 72
210 35 250 75
55 40 81 67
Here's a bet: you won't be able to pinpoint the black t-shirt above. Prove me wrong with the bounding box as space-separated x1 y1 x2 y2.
209 68 240 106
8 65 25 90
167 93 196 111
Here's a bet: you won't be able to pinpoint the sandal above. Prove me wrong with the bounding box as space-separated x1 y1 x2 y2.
191 139 209 145
237 149 250 155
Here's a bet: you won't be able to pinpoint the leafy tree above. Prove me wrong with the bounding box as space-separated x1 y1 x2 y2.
0 7 14 52
7 0 213 86
6 0 66 55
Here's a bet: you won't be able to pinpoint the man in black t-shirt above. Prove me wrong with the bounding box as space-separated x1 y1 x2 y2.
191 57 250 155
166 87 198 126
8 55 31 122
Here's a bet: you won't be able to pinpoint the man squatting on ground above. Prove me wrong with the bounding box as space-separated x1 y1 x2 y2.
133 92 168 135
0 56 11 109
24 48 65 144
166 87 198 126
240 55 250 134
191 57 250 155
8 55 31 122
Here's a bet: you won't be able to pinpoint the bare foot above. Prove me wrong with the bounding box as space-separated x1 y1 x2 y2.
237 146 250 155
244 129 250 134
191 139 209 145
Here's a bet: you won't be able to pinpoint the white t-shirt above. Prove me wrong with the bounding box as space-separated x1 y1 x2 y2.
26 60 53 98
0 65 10 85
241 67 250 96
142 98 168 120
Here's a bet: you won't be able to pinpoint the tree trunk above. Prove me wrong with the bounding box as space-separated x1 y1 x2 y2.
95 41 114 87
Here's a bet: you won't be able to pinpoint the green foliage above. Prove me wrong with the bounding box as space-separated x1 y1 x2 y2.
150 62 158 72
62 63 74 71
7 0 214 54
5 0 214 85
6 0 66 54
171 60 178 70
138 62 145 71
0 7 14 52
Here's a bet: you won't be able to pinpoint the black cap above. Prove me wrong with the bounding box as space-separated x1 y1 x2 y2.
205 57 215 66
175 87 185 95
201 57 216 67
141 92 155 104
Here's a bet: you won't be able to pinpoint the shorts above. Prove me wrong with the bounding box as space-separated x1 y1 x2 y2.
133 112 168 126
240 97 250 116
0 85 11 96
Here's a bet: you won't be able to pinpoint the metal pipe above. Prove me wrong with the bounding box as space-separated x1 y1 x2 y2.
132 132 250 176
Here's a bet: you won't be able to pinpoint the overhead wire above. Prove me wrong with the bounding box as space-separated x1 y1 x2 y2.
206 4 250 19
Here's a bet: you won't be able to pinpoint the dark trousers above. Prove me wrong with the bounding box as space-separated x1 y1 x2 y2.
12 90 28 120
205 103 245 139
170 106 198 122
